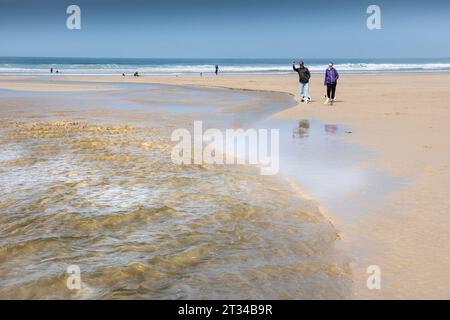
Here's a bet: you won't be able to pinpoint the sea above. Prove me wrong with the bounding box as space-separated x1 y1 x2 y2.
1 57 450 75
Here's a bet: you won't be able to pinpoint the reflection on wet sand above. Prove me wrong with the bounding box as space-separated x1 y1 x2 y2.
293 120 338 140
324 124 338 136
293 120 310 139
277 119 399 227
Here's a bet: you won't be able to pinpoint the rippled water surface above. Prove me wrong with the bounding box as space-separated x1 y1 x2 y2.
0 82 351 299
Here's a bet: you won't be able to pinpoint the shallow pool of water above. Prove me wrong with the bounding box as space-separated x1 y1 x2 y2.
0 82 352 299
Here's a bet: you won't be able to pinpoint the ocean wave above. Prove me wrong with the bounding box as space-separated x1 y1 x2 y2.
1 62 450 75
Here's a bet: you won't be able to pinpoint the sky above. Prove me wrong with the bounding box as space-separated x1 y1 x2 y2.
0 0 449 58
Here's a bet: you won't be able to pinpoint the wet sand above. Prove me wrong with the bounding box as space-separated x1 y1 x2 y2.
0 80 115 92
1 74 450 299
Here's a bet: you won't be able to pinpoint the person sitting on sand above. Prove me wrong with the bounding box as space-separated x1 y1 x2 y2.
324 62 339 105
292 61 311 103
134 72 140 77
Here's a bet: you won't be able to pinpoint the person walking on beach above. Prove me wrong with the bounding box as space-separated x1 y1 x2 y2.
215 65 219 75
324 62 339 105
293 61 311 103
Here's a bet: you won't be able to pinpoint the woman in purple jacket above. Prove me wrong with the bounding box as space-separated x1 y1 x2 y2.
324 63 339 105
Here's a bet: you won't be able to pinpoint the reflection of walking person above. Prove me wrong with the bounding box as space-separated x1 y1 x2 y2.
215 65 219 75
293 61 311 103
324 62 339 105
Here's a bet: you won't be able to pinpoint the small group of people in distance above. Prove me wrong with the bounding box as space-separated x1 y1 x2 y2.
121 65 219 78
293 61 339 106
122 72 140 77
49 66 221 78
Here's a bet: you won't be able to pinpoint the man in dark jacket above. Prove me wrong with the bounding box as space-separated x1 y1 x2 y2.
293 61 311 103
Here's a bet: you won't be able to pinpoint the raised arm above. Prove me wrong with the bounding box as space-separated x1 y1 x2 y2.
292 63 298 72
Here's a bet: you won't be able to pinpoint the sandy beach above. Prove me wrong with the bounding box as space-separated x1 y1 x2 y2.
1 73 449 299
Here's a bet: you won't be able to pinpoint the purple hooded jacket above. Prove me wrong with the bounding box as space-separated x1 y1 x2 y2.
324 68 339 85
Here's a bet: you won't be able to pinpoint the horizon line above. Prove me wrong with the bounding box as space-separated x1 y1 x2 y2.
1 56 450 60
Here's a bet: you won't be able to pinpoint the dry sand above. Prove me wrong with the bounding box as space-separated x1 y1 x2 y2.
1 73 449 299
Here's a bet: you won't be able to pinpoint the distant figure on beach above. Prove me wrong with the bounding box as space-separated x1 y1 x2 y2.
55 70 60 74
50 68 53 74
292 61 311 103
324 62 339 105
215 65 219 75
134 72 140 77
122 73 125 77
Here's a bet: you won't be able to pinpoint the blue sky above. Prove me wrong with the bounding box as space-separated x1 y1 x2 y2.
0 0 449 58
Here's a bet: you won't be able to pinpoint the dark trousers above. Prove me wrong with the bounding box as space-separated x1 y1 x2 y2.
327 83 337 99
